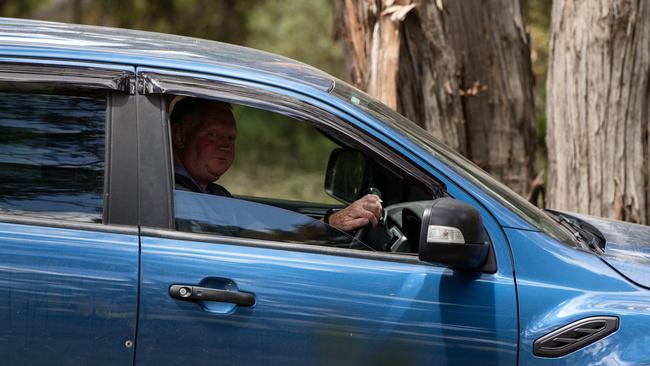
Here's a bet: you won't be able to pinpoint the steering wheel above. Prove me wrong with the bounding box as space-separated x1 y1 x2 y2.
350 188 391 251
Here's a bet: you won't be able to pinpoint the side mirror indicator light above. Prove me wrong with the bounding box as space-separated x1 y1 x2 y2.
426 225 465 244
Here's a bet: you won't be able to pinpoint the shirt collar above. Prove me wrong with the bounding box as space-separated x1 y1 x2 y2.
174 163 207 193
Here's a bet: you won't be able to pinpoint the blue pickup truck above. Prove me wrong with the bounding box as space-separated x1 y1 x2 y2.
0 18 648 366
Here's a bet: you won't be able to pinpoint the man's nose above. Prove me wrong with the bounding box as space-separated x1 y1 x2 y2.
216 138 233 149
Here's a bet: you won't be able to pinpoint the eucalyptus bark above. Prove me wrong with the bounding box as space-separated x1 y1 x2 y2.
547 0 650 223
446 1 536 196
333 0 466 154
334 0 536 196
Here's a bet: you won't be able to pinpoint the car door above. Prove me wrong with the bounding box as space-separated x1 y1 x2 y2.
134 68 518 366
0 60 139 365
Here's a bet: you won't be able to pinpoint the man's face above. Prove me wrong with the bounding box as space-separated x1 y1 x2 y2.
176 110 237 186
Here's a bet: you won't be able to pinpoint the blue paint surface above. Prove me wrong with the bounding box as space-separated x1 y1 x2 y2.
0 222 138 366
137 236 518 366
507 228 650 365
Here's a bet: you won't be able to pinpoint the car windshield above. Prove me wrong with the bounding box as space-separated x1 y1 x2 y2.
331 80 579 248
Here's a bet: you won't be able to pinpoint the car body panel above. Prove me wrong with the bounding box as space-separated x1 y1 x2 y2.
505 228 650 365
564 212 650 289
136 235 518 366
0 222 139 366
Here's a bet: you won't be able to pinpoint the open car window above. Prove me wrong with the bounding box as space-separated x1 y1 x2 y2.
168 94 437 254
218 104 340 205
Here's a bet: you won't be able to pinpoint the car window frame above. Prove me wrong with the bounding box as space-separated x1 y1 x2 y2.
135 67 451 264
0 59 139 233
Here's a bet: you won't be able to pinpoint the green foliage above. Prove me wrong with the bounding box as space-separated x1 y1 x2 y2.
522 0 551 176
81 0 253 44
232 105 339 171
219 166 339 204
246 0 345 78
522 0 551 84
220 105 340 203
0 0 44 17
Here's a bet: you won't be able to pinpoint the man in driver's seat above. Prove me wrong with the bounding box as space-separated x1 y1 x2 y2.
170 97 382 233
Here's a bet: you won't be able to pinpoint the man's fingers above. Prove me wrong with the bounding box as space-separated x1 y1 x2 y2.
360 195 382 219
362 210 378 227
365 202 382 218
364 194 382 203
345 217 369 231
363 206 382 222
337 210 375 231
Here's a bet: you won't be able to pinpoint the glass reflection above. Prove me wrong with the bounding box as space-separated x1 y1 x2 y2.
174 190 361 248
0 92 105 222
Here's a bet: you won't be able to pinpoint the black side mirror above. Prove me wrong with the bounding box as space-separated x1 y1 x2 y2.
418 198 489 270
324 148 371 203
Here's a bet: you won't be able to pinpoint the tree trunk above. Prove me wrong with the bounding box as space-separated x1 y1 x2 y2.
333 0 467 154
547 0 650 223
446 1 537 195
334 0 537 196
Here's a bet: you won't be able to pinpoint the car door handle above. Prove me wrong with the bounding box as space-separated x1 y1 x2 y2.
169 285 255 307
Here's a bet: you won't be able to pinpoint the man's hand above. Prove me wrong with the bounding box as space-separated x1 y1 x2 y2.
328 194 383 232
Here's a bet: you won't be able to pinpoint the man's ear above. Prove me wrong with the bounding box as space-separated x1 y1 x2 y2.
171 124 186 149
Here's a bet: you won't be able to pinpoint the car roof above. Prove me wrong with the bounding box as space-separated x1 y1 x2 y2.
0 17 334 92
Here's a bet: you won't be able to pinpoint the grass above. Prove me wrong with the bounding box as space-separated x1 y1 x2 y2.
218 165 340 204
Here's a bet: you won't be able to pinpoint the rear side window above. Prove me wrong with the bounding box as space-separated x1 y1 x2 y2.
0 91 106 222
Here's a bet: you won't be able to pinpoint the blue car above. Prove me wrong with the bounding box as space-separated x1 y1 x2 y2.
0 18 648 366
